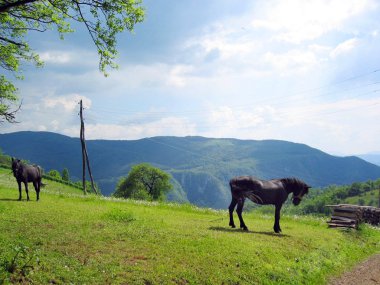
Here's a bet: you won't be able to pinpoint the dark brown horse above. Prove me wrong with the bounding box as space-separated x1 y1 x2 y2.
228 176 310 233
11 158 42 201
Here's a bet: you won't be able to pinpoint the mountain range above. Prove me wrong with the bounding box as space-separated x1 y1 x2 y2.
1 131 380 209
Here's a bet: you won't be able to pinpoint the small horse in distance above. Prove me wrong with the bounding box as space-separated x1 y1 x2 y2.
11 158 43 201
228 176 310 233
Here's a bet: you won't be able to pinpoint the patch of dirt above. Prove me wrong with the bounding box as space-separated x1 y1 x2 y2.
329 254 380 285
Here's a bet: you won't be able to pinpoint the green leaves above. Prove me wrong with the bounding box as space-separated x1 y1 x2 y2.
0 76 19 123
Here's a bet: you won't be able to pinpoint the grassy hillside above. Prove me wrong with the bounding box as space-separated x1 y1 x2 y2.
1 168 380 284
2 131 380 209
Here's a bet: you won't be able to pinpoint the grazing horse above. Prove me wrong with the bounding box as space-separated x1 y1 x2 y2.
11 158 42 201
228 176 310 233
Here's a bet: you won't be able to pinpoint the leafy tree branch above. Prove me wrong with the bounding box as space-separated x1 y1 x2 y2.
0 0 145 122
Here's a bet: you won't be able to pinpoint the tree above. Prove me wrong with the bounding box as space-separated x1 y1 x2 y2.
113 163 173 201
62 167 69 182
0 0 145 122
47 169 61 179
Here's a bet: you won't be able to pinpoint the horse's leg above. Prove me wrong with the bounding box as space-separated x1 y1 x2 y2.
37 178 41 201
17 181 22 201
228 197 238 228
33 181 40 201
236 198 248 231
24 182 30 201
273 204 282 233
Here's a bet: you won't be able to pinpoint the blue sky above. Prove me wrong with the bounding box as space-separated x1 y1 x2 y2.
2 0 380 155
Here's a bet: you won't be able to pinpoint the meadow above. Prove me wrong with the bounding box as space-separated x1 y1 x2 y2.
0 168 379 284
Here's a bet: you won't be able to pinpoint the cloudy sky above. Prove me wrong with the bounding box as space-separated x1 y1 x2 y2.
2 0 380 155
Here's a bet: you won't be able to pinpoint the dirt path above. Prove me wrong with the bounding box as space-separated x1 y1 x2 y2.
329 254 380 285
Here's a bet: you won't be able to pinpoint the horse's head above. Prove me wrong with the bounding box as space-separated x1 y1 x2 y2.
292 182 310 206
281 178 310 206
11 158 22 177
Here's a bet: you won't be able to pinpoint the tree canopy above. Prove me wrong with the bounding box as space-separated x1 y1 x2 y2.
114 163 173 201
0 0 145 122
62 167 69 181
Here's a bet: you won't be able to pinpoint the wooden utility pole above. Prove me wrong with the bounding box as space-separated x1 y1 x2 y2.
79 100 86 194
79 100 98 195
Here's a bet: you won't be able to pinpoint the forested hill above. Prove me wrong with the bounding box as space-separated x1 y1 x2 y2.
1 131 380 208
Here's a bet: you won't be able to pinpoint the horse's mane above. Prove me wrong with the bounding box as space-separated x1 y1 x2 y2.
280 177 308 194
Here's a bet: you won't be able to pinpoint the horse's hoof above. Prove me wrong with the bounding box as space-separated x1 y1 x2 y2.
230 223 236 228
241 226 249 231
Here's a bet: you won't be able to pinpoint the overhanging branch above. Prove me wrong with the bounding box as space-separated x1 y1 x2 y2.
0 102 22 124
0 0 38 13
0 36 26 47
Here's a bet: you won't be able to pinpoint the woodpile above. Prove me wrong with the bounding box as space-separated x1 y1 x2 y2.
326 204 380 229
362 206 380 225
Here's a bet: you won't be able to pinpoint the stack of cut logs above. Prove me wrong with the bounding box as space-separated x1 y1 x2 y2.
362 206 380 225
326 204 380 229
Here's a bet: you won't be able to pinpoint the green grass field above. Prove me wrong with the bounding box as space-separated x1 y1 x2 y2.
0 168 379 284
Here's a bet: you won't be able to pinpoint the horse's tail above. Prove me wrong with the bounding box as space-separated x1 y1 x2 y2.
245 191 263 204
33 165 43 179
229 177 263 204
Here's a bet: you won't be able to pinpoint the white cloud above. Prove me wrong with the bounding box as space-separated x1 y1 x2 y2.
38 49 98 68
39 51 72 64
44 94 92 111
59 116 198 140
263 50 319 76
104 63 197 90
251 0 375 43
192 96 380 154
166 65 195 87
208 106 266 129
196 105 279 139
180 0 375 79
330 38 360 58
187 26 257 61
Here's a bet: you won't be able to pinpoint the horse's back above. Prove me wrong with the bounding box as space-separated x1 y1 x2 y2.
230 176 284 190
229 176 264 191
24 165 42 181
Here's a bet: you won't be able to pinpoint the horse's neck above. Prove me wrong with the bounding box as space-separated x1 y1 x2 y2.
279 179 295 194
283 183 294 195
18 163 28 174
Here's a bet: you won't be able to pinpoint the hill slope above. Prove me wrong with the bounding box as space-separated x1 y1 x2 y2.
1 168 379 284
1 131 380 208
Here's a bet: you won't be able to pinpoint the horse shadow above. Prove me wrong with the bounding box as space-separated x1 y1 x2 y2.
209 226 291 238
0 198 22 202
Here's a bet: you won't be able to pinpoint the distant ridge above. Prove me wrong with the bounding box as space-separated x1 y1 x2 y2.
358 153 380 167
1 131 380 208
